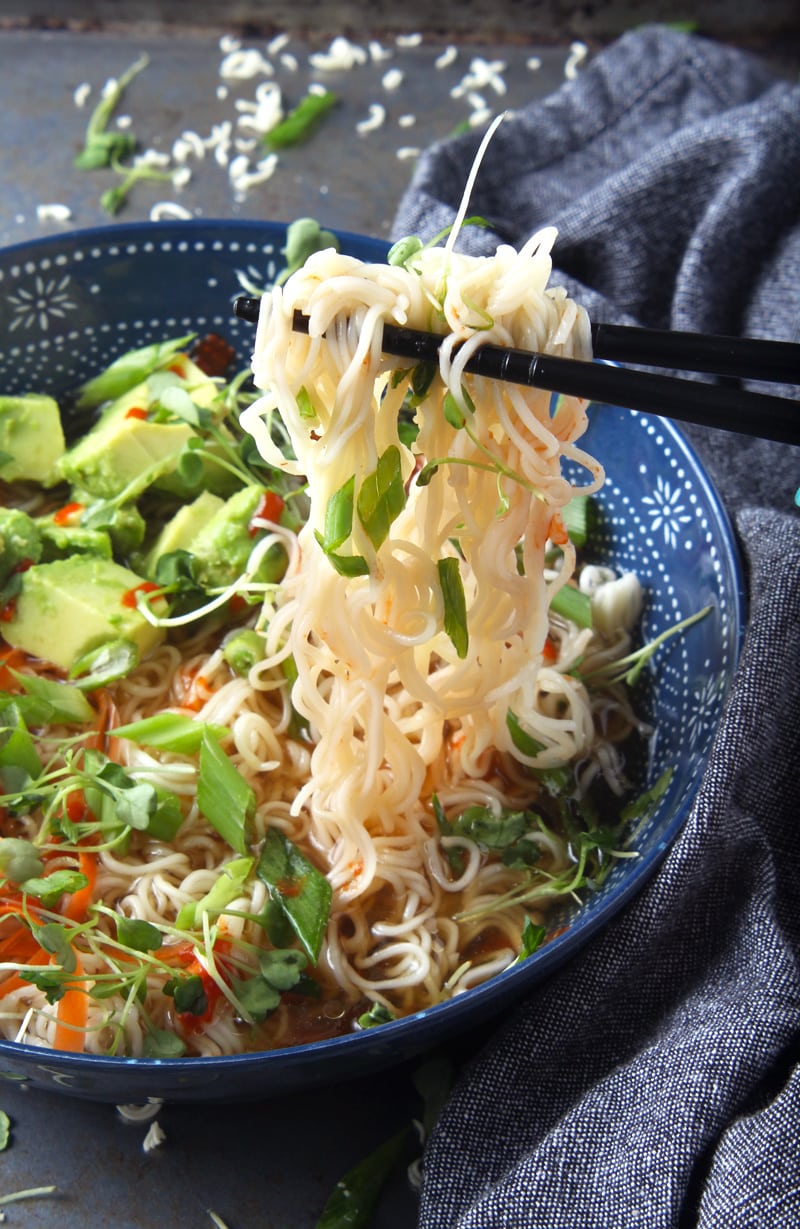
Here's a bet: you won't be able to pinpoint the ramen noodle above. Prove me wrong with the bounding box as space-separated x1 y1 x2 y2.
0 226 646 1057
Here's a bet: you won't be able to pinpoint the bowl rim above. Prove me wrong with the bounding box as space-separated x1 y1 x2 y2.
0 218 748 1076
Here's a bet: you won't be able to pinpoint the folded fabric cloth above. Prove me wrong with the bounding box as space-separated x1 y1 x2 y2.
392 25 800 1228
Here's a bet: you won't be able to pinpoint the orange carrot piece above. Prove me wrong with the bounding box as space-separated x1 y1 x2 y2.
63 847 98 923
53 952 88 1053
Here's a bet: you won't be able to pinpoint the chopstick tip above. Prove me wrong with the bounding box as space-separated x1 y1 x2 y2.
233 295 261 323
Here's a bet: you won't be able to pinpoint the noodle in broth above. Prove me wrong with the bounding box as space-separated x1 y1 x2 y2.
0 226 647 1057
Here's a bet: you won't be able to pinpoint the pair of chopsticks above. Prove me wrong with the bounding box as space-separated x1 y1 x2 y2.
232 297 799 445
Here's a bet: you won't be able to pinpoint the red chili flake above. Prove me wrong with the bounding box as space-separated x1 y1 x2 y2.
276 877 302 898
248 490 285 535
191 333 237 377
125 406 148 421
542 635 558 665
228 594 248 614
120 581 160 609
52 501 85 526
548 513 570 546
12 558 34 575
0 599 17 623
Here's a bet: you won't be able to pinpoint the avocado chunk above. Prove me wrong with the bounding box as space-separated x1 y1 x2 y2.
190 486 288 590
1 556 166 671
56 357 226 500
144 490 224 577
0 508 42 587
0 394 66 486
37 520 113 563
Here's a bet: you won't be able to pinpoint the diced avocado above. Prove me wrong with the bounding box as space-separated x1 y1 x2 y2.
57 408 194 500
1 556 166 671
106 504 147 555
144 490 224 577
190 486 288 590
56 357 223 500
0 394 66 485
37 521 113 562
0 507 42 586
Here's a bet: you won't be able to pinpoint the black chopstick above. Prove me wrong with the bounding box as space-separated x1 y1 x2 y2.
590 322 800 384
232 298 800 445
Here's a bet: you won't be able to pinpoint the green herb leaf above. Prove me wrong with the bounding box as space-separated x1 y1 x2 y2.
0 1110 9 1151
231 974 280 1021
197 731 255 855
407 361 437 409
32 922 76 973
387 236 424 267
357 1002 395 1029
0 837 44 884
437 557 469 659
19 967 67 1003
443 391 467 430
113 780 158 831
0 717 43 793
620 766 674 823
116 916 163 953
276 218 340 286
356 446 405 552
453 805 529 848
164 973 207 1016
515 918 547 963
584 607 712 689
23 871 89 908
257 829 332 963
258 947 307 991
147 787 185 843
143 1027 187 1058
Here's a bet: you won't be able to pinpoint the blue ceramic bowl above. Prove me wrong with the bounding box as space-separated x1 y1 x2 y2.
0 221 745 1102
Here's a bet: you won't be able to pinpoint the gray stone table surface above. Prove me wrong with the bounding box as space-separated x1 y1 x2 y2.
0 27 575 249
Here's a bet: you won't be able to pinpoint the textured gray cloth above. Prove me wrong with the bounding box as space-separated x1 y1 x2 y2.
391 26 800 1229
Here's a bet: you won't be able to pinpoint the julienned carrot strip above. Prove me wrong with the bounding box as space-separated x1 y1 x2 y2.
0 945 49 1000
53 952 87 1053
63 848 97 923
0 925 40 963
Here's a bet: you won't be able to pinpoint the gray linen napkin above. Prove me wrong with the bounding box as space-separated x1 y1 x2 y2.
391 26 800 1228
